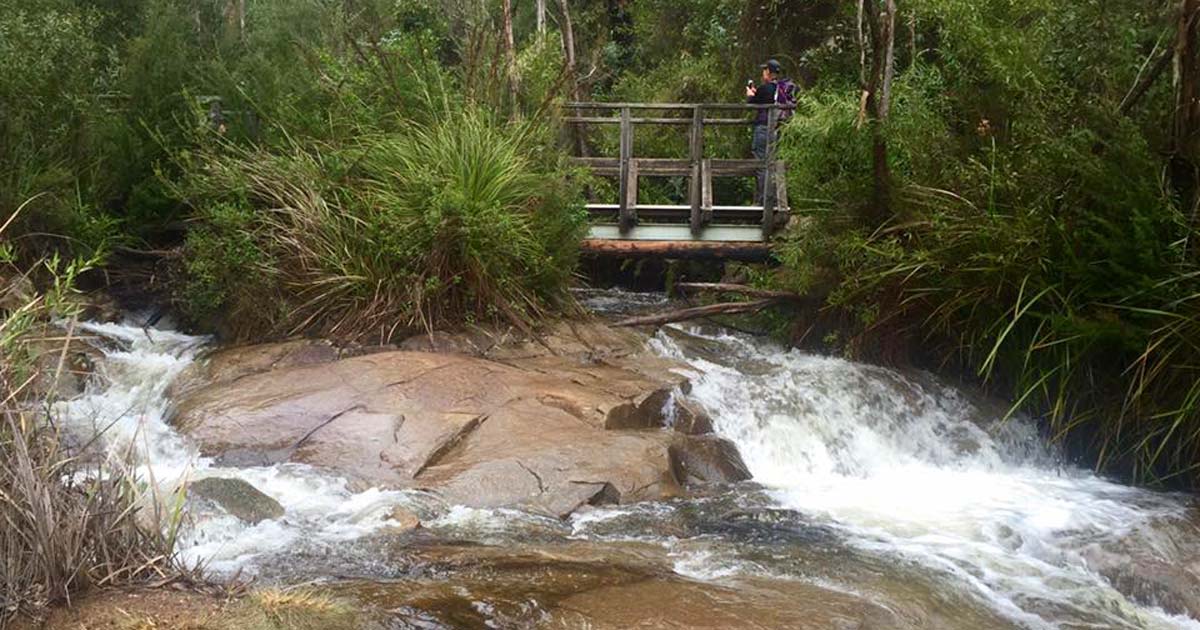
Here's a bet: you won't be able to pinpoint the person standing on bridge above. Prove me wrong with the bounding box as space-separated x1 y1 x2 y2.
745 59 796 207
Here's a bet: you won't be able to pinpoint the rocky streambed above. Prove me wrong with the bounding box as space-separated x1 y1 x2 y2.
45 304 1200 629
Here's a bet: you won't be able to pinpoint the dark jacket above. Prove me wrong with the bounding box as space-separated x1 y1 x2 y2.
747 80 777 125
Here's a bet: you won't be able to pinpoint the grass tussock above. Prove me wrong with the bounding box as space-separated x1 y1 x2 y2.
177 105 586 343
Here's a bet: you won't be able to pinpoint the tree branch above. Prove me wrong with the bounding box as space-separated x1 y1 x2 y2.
614 299 781 328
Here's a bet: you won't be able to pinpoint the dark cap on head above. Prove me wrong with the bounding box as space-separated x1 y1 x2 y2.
761 59 782 74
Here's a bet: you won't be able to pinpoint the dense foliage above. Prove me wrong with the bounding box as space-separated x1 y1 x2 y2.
767 0 1200 485
2 0 1199 484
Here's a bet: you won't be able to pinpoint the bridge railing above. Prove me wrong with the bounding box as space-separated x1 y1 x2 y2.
564 102 795 242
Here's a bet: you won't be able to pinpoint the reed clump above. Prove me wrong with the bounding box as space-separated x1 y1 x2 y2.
0 215 183 627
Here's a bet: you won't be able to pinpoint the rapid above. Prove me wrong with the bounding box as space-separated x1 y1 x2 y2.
51 304 1200 629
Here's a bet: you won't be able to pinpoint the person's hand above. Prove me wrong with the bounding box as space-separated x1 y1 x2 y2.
745 85 756 97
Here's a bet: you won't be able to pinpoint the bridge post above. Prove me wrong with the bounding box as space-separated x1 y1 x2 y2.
701 158 713 225
762 107 780 237
618 106 636 234
688 106 705 236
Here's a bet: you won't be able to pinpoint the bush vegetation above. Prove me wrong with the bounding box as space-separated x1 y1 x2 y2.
176 107 585 342
2 0 1199 486
766 0 1200 484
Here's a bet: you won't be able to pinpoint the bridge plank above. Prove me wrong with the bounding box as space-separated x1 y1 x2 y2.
588 223 763 242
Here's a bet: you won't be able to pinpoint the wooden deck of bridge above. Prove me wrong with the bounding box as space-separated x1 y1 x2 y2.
566 102 792 260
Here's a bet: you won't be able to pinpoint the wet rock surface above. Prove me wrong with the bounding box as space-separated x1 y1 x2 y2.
188 477 285 525
173 323 721 518
669 435 752 485
320 541 1016 630
1080 512 1200 618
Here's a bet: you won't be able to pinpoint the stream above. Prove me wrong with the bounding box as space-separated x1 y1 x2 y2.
50 295 1200 629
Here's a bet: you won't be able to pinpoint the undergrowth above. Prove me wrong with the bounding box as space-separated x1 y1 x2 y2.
0 210 185 626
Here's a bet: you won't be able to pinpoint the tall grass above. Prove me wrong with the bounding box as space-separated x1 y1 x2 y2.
176 105 586 343
0 213 182 626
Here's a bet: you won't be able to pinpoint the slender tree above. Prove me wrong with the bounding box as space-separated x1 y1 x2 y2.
1175 0 1200 235
557 0 589 158
860 0 898 226
502 0 520 108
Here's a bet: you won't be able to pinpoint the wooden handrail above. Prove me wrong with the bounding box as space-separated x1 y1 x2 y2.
568 101 790 243
563 116 758 126
566 102 797 110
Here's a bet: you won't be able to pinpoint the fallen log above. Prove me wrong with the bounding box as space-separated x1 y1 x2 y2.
614 298 779 327
673 282 804 300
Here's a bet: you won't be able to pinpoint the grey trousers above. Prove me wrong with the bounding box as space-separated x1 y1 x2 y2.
752 124 777 207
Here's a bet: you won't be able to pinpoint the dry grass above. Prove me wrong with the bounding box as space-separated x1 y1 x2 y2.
0 212 185 627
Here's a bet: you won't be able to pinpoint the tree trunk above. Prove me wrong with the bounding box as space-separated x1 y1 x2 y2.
502 0 520 110
537 0 547 33
559 0 579 100
1176 0 1200 243
558 0 589 158
862 0 898 227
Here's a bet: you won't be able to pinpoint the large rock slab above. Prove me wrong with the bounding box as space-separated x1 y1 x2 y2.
173 324 721 518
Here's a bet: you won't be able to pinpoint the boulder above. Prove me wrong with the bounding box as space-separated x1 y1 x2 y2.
604 387 675 430
172 325 710 518
669 436 752 485
188 477 285 525
670 398 714 435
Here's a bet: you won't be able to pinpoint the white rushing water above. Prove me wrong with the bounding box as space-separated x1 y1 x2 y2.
651 324 1200 630
51 317 1200 629
51 321 423 573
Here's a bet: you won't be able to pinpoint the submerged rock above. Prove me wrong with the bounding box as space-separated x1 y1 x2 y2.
383 506 421 533
188 477 285 525
325 543 1003 630
172 323 716 518
1080 512 1200 619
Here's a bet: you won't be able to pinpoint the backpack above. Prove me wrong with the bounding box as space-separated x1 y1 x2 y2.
774 78 798 121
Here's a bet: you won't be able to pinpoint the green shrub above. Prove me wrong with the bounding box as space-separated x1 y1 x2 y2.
177 106 585 342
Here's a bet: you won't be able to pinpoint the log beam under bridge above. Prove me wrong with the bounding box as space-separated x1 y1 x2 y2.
579 239 772 261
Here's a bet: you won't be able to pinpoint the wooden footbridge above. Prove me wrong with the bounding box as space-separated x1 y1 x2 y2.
565 102 792 260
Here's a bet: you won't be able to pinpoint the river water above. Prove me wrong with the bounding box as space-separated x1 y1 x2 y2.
51 308 1200 629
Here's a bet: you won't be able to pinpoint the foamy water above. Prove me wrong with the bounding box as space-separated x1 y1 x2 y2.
49 318 1200 628
651 324 1200 629
51 321 422 573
